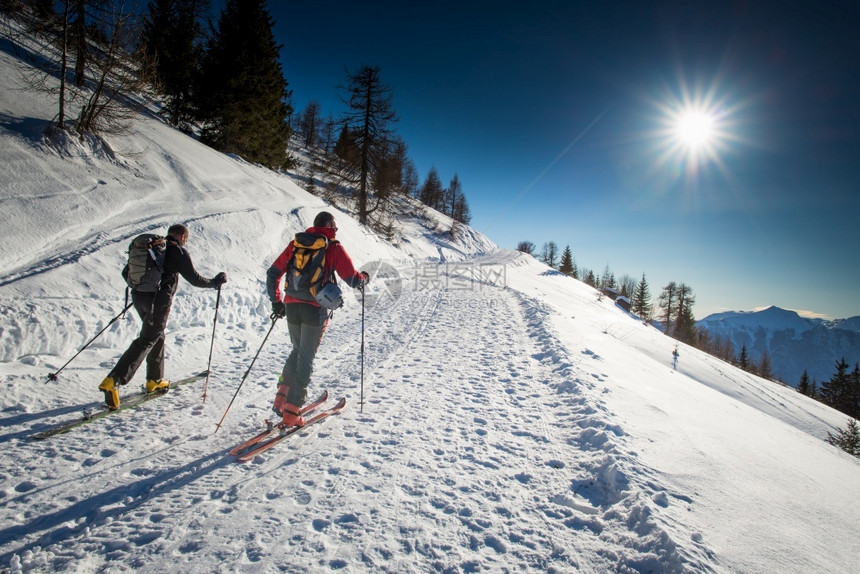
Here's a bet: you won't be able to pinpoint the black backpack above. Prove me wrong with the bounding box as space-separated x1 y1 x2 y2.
284 232 336 302
124 233 166 293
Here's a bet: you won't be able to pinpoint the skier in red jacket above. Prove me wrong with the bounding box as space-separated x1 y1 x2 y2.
266 211 368 426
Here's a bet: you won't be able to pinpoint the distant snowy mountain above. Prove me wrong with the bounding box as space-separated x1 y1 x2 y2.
697 306 860 384
829 315 860 333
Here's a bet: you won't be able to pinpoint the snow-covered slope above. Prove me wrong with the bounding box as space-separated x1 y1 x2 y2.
698 306 860 384
1 23 858 574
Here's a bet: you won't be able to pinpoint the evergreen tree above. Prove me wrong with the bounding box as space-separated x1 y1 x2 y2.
797 370 813 397
559 246 576 276
452 192 471 225
850 364 860 419
333 125 359 165
142 1 172 75
658 281 678 334
340 65 398 224
820 357 851 414
737 344 750 371
584 269 596 287
196 0 292 169
632 273 652 320
419 168 444 211
297 100 322 147
434 173 471 224
142 0 208 126
758 350 773 380
826 419 860 457
674 283 697 344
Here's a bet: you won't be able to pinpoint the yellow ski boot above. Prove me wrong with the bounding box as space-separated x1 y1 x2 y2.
99 377 120 410
145 379 170 393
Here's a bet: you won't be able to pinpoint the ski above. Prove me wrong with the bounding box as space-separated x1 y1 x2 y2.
235 397 346 463
31 371 209 440
228 390 329 456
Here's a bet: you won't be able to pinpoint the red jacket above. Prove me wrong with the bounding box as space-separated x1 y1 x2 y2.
267 226 362 306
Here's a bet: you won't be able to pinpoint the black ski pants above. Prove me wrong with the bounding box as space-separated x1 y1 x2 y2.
280 303 329 407
109 291 170 385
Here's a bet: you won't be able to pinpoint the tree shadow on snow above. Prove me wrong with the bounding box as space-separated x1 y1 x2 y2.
0 112 51 143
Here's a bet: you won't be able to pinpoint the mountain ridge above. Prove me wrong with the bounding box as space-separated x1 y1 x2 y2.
698 305 860 383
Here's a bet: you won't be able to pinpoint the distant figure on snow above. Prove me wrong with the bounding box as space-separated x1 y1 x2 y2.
99 224 226 409
267 211 368 427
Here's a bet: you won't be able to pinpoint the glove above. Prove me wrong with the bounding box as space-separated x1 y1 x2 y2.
272 300 286 318
212 272 227 287
356 271 370 289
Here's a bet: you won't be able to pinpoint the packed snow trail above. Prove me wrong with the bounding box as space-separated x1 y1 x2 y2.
1 263 713 573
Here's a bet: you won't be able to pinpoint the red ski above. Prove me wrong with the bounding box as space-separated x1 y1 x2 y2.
234 397 346 462
228 390 328 456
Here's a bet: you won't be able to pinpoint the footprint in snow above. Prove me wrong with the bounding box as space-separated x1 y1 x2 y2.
15 480 37 493
294 490 312 505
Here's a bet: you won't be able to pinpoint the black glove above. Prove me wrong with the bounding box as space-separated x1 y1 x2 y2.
357 271 370 289
272 300 286 318
212 272 227 287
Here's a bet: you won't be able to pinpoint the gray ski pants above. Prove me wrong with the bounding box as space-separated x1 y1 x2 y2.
280 303 329 407
109 292 169 384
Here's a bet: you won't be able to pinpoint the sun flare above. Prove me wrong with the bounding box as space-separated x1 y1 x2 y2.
651 93 736 178
675 110 715 149
640 74 749 187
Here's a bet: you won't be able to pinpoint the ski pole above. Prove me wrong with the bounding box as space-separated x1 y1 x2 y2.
46 302 134 383
360 283 365 412
214 313 279 433
201 285 222 403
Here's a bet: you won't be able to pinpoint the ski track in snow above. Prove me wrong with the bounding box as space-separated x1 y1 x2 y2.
0 265 716 573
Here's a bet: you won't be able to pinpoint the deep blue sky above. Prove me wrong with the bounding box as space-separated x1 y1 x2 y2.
261 0 859 319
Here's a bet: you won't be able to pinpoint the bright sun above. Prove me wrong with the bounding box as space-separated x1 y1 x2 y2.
645 76 745 181
652 97 732 175
675 110 715 149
